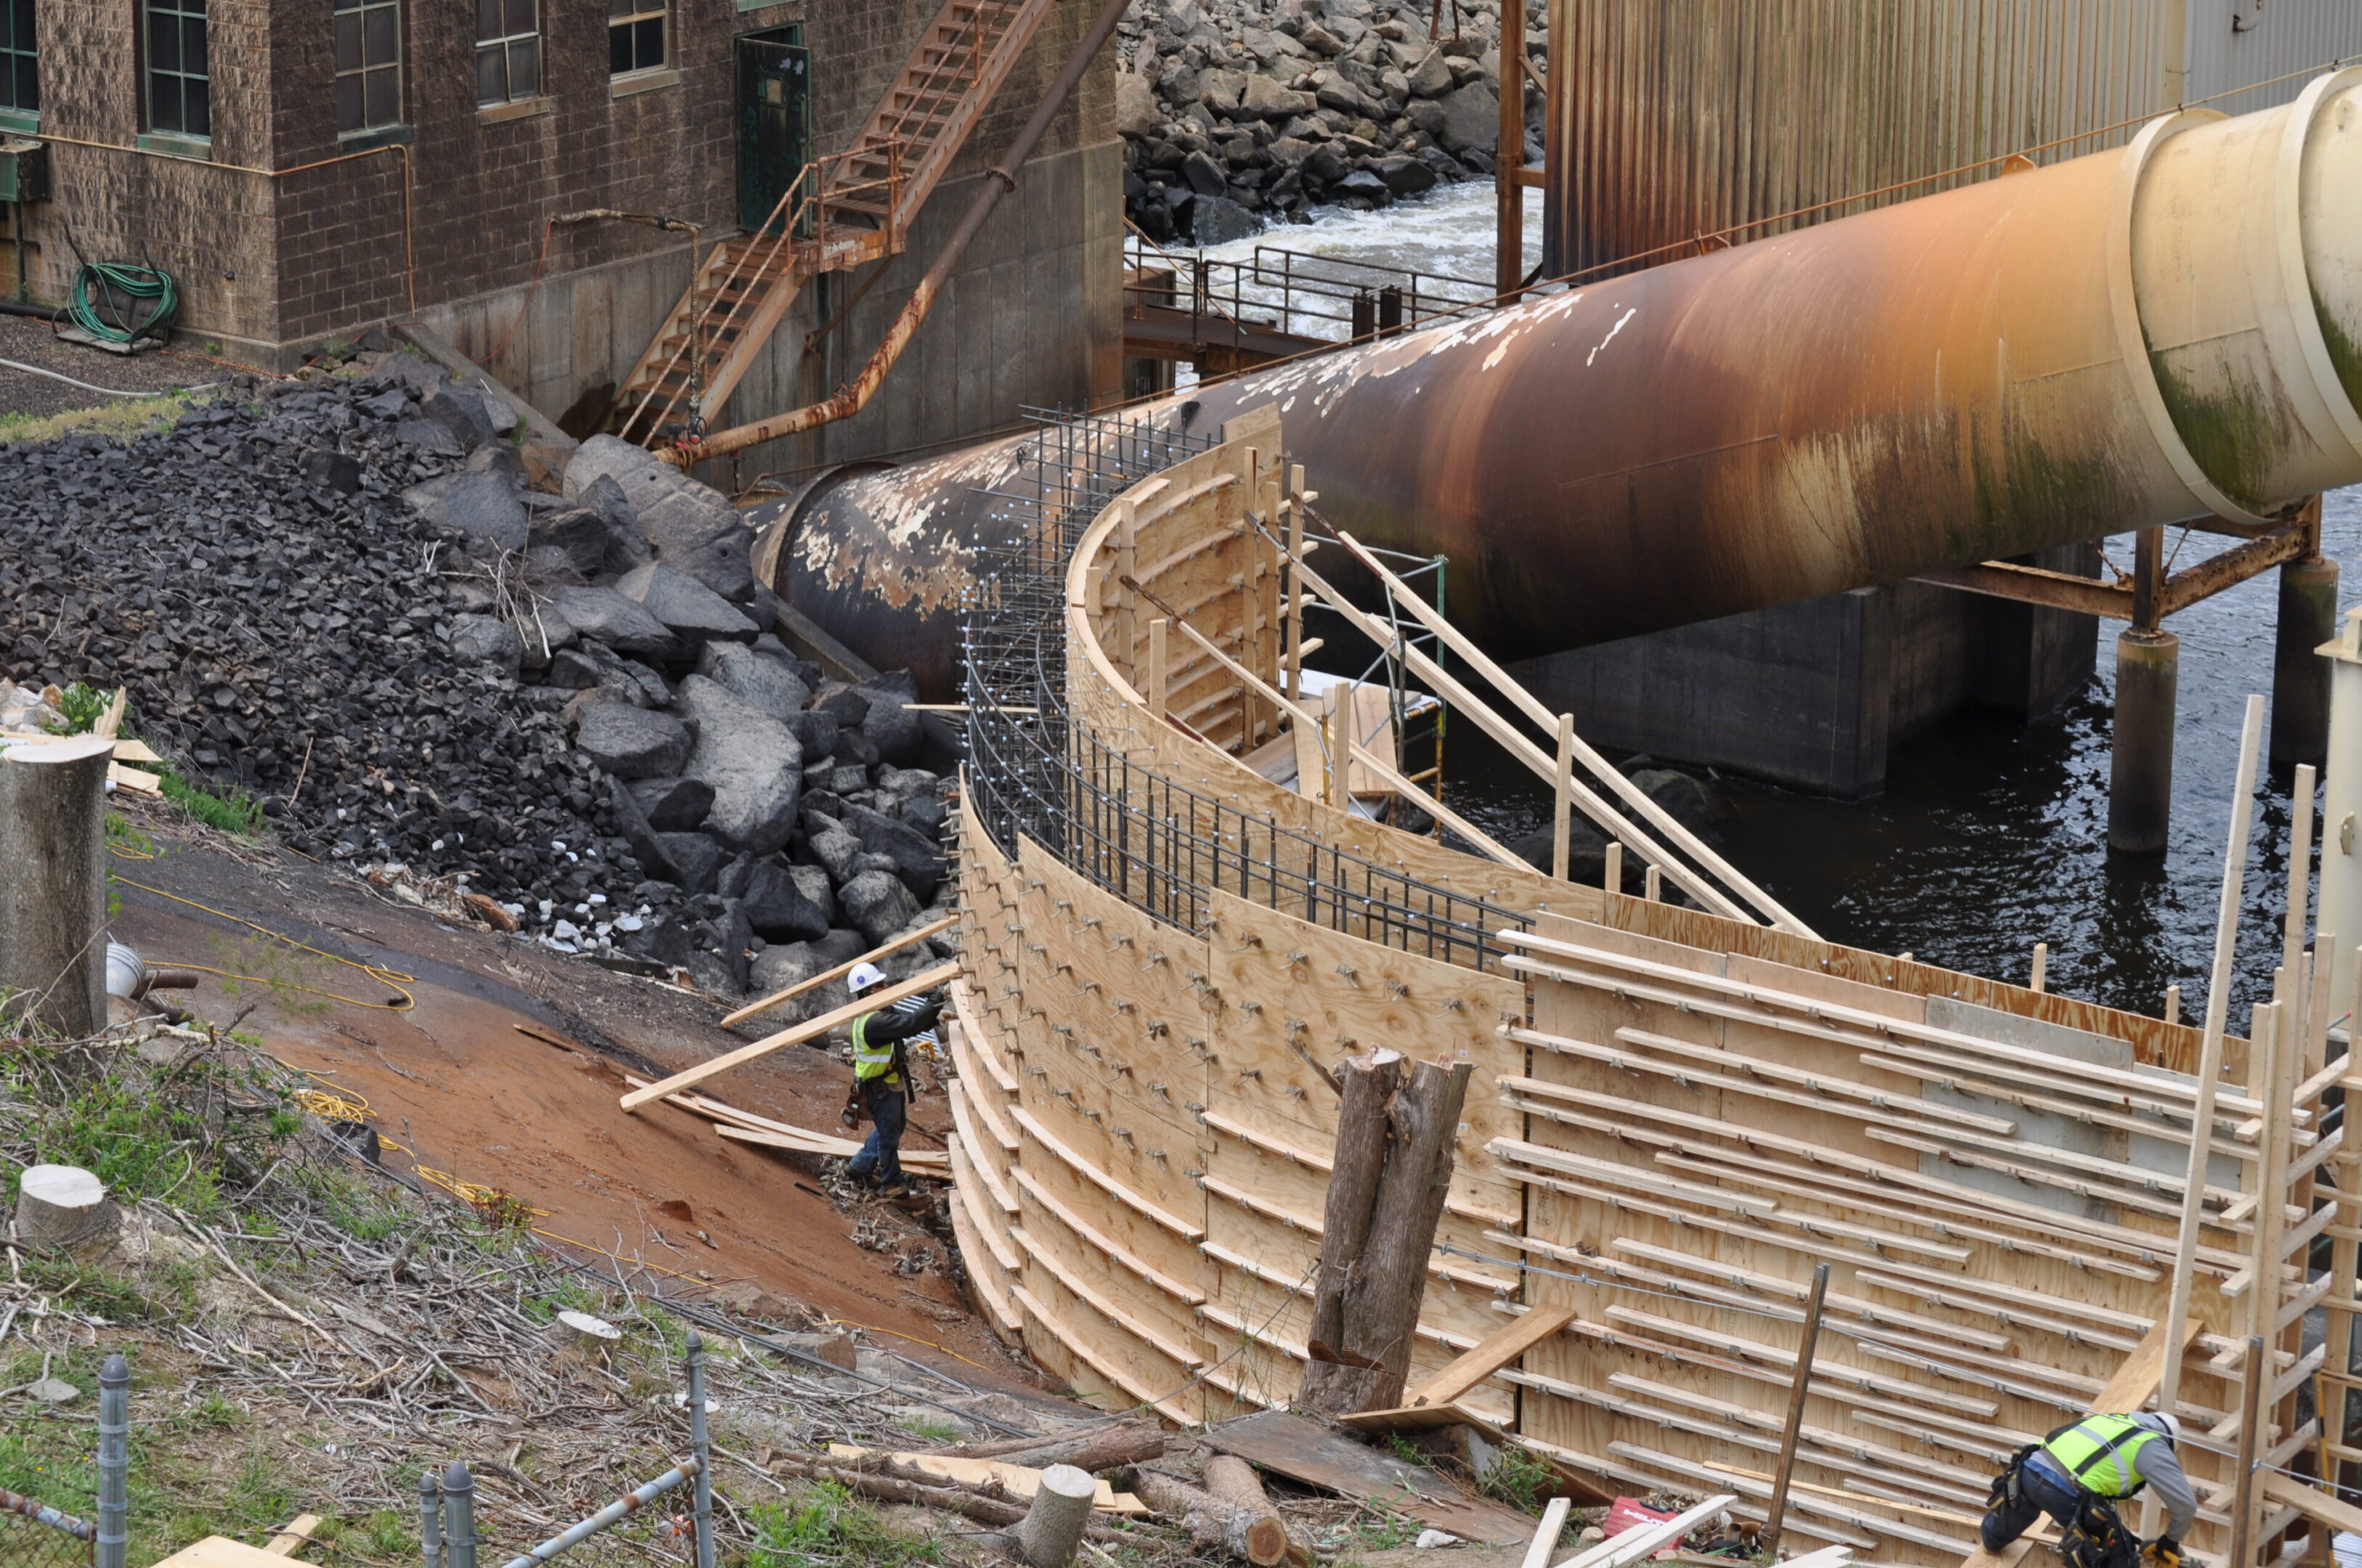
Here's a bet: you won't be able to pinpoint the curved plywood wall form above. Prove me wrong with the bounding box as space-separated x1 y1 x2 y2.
948 413 2334 1564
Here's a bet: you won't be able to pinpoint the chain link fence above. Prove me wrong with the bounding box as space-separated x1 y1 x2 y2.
0 1352 126 1568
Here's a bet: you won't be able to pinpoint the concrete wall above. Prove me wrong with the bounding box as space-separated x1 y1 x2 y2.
419 137 1123 476
1509 546 2100 797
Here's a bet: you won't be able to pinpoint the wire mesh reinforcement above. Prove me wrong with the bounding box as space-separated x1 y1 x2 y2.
960 407 1529 972
0 1487 97 1568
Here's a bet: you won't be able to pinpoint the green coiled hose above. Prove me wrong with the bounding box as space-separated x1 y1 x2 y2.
68 259 179 345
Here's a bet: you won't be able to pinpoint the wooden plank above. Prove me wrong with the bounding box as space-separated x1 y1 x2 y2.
1011 1105 1205 1241
1399 1304 1576 1410
263 1515 322 1556
152 1542 299 1568
720 916 957 1027
1523 1497 1574 1568
714 1124 950 1170
1551 1495 1740 1568
1202 1408 1544 1545
621 963 956 1108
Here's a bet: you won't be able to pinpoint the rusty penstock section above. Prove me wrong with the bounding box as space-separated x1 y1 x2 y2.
759 71 2362 686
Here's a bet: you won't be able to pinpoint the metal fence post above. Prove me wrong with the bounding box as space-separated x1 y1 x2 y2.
685 1331 715 1568
420 1470 445 1568
95 1353 128 1568
442 1461 476 1568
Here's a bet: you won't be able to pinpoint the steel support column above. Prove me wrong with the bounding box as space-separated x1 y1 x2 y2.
2111 528 2178 856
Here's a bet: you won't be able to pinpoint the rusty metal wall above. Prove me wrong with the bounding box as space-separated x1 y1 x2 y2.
1539 0 2362 279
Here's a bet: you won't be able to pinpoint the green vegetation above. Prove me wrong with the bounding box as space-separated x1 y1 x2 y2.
156 766 266 836
1479 1443 1556 1514
44 680 112 735
1 1051 300 1220
0 388 202 446
749 1482 945 1568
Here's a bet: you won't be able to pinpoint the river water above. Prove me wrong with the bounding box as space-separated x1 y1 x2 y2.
1207 181 2362 1028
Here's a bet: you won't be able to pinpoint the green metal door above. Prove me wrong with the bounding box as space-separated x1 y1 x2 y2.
736 28 810 235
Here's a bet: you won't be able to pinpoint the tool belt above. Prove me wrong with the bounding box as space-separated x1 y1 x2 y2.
1991 1450 2138 1568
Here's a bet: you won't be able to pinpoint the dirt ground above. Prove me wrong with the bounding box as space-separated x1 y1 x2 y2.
105 802 1042 1394
0 312 224 422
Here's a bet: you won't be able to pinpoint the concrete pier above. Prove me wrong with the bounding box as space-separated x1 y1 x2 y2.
2108 629 2180 855
2272 558 2339 767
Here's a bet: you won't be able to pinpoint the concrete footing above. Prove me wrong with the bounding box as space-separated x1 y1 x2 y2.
2108 629 2180 856
2272 558 2339 767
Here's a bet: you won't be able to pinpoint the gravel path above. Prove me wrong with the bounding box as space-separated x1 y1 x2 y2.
0 311 224 422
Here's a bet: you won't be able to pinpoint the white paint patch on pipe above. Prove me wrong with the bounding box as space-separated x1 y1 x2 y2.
1587 307 1637 367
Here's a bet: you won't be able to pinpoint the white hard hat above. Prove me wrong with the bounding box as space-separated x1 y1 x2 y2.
2140 1411 2183 1444
847 962 887 995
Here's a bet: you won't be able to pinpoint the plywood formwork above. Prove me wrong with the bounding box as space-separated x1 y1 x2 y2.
949 410 2351 1565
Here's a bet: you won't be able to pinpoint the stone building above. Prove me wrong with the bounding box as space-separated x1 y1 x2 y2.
0 0 1122 474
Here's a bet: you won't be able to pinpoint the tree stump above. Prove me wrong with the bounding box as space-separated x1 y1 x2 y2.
15 1164 120 1255
0 738 114 1040
551 1310 622 1363
1011 1463 1097 1568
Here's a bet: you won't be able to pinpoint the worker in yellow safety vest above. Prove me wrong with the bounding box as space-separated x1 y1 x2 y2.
1982 1412 2192 1568
837 962 943 1197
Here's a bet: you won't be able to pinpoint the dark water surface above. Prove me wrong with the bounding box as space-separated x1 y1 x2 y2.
1443 486 2362 1029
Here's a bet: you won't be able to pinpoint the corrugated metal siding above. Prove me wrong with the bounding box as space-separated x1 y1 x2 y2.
1540 0 2362 279
2182 0 2362 118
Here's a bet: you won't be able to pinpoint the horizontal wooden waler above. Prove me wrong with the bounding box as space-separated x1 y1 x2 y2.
947 410 2358 1567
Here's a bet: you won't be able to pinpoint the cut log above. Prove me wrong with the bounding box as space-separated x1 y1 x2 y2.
937 1418 1169 1469
1301 1055 1473 1414
15 1164 119 1254
1135 1469 1291 1566
1011 1464 1098 1568
768 1453 1030 1527
1202 1455 1290 1566
0 737 113 1039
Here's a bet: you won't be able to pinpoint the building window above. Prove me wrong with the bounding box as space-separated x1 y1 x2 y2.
0 0 36 127
144 0 208 139
334 0 402 134
476 0 539 105
609 0 664 75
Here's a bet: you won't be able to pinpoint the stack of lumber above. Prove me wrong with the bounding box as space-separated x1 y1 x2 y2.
622 1076 950 1173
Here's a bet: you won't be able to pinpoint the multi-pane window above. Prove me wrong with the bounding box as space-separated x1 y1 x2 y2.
334 0 401 134
476 0 539 105
609 0 664 75
144 0 208 139
0 0 36 125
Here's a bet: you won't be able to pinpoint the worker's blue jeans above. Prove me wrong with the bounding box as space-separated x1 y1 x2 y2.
1984 1455 2088 1552
847 1079 907 1187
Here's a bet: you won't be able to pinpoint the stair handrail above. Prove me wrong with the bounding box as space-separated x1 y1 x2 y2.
872 0 1003 230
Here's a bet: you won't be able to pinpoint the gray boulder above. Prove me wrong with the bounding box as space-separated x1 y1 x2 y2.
396 418 465 457
1117 72 1160 137
447 613 524 677
699 640 810 719
618 560 758 645
842 803 945 901
550 587 678 662
1629 767 1716 836
579 473 654 565
1407 49 1452 97
784 709 839 758
788 864 837 928
1436 79 1498 154
421 385 495 448
574 701 691 780
677 675 804 856
748 940 823 1002
402 470 528 552
741 861 832 943
1242 73 1318 119
854 689 922 767
563 433 678 513
530 505 635 578
630 775 714 832
608 777 728 894
808 827 863 883
839 870 922 946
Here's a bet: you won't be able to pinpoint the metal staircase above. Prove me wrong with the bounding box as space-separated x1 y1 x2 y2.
613 0 1059 449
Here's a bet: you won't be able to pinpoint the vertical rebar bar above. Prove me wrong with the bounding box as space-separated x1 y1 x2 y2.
685 1332 715 1568
94 1354 127 1568
420 1471 446 1568
443 1461 478 1568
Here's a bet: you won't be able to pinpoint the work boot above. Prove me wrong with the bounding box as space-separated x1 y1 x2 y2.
878 1180 910 1199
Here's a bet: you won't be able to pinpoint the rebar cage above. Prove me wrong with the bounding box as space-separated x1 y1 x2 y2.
960 407 1528 973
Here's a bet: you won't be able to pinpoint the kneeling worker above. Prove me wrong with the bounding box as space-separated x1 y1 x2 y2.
839 962 945 1197
1983 1411 2192 1568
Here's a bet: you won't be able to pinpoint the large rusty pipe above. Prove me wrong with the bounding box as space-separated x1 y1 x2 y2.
663 0 1134 469
766 72 2362 689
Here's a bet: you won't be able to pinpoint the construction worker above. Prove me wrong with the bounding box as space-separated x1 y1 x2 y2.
1982 1412 2193 1568
839 962 944 1198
